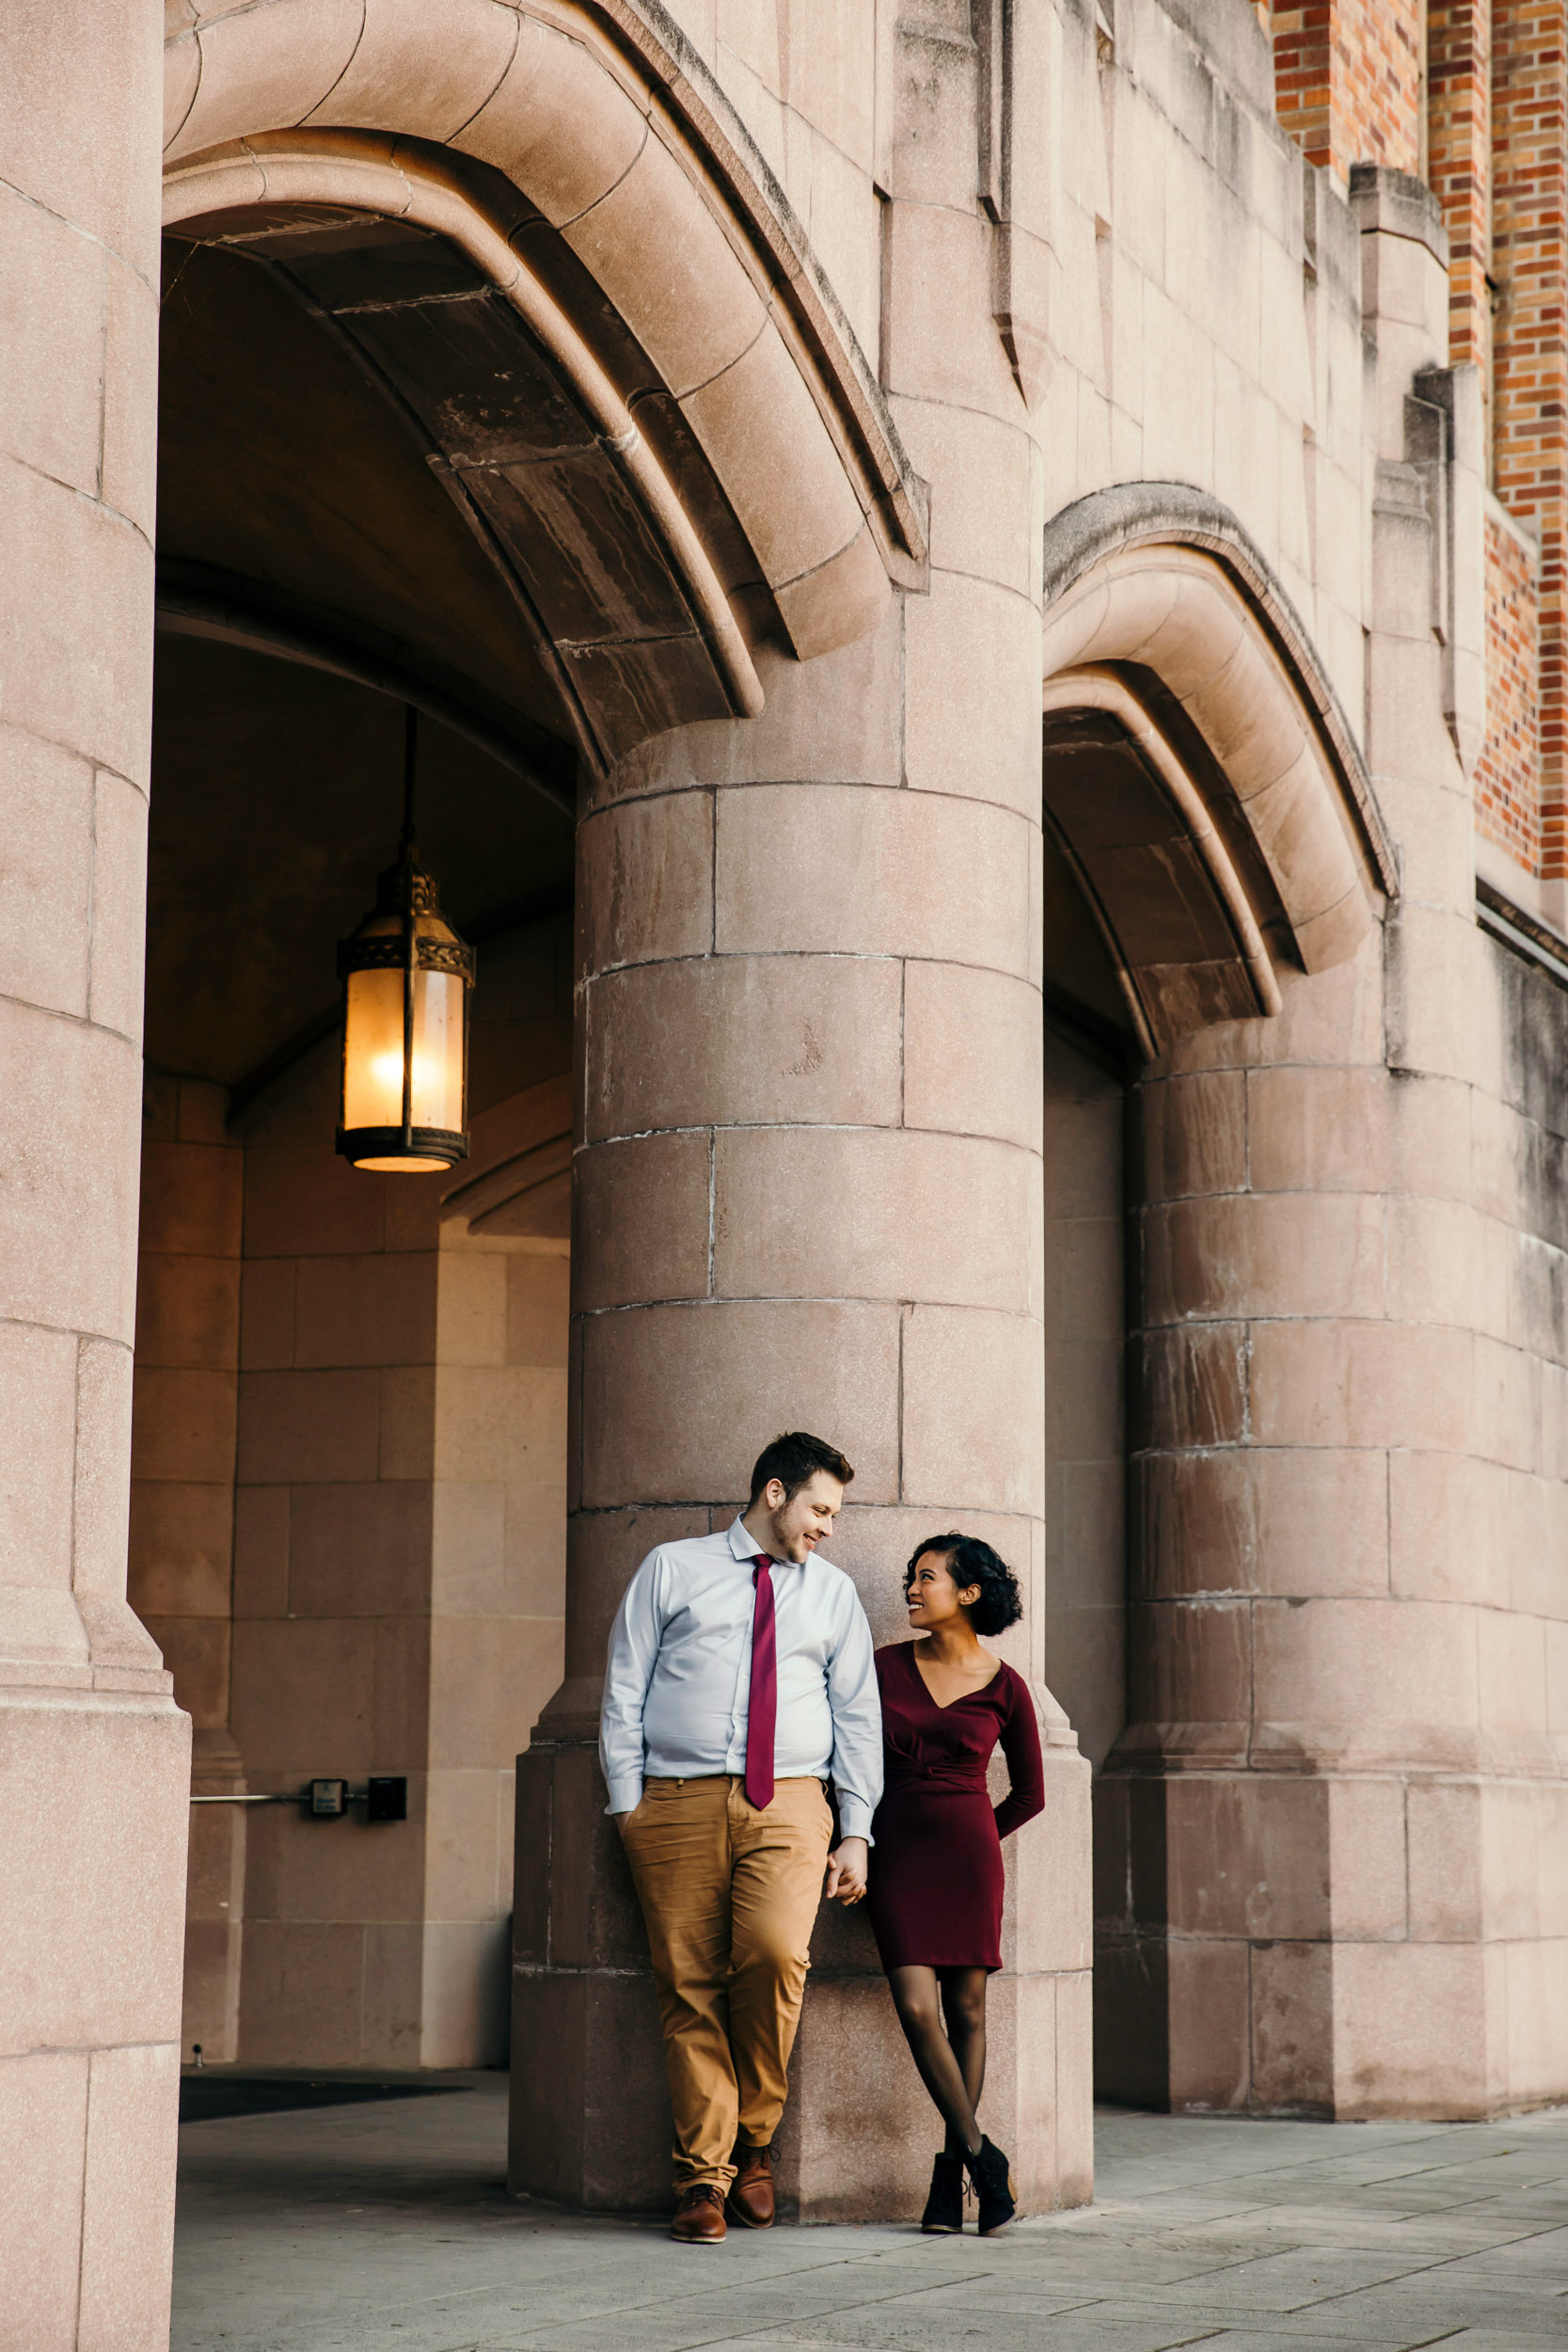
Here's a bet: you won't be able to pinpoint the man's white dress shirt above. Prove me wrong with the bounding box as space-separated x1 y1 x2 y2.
599 1518 883 1840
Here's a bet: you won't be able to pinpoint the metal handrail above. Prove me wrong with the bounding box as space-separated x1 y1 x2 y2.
189 1793 294 1804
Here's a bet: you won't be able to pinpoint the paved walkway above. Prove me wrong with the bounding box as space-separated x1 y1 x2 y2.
173 2075 1568 2351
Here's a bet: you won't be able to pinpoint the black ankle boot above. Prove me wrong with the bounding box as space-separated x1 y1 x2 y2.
966 2136 1016 2234
920 2150 966 2233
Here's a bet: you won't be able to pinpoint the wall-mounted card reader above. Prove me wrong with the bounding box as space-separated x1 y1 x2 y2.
310 1777 408 1820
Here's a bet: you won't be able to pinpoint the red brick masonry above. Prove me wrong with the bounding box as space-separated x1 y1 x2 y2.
1476 505 1543 870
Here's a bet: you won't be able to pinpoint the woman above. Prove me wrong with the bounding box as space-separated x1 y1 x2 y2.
863 1534 1045 2235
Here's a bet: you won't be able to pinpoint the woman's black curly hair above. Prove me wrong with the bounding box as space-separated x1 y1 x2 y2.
904 1533 1023 1638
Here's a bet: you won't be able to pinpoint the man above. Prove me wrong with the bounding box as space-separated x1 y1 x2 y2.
601 1431 881 2243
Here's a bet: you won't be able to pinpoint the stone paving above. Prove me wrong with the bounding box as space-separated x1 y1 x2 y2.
173 2075 1568 2351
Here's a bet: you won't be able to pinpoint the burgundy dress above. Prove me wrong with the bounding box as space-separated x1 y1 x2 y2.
866 1643 1046 1973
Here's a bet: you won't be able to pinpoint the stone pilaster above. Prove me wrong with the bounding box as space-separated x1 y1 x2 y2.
0 2 190 2339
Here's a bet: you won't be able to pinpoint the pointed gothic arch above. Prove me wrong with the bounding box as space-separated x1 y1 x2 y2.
1040 485 1395 1057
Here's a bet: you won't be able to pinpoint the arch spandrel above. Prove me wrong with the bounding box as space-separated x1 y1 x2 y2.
1041 487 1396 1058
161 0 927 770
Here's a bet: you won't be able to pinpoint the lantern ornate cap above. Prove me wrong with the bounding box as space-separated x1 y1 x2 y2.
337 835 476 985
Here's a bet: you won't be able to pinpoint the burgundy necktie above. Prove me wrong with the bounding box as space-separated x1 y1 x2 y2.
745 1555 778 1811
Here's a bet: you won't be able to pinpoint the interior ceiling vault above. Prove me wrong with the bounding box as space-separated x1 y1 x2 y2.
152 234 577 1096
160 234 580 756
1041 703 1278 1056
163 182 769 769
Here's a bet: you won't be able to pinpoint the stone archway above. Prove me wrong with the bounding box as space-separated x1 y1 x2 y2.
162 0 927 771
1039 485 1395 1057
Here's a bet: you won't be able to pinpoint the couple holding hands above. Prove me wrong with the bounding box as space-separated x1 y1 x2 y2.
600 1430 1046 2244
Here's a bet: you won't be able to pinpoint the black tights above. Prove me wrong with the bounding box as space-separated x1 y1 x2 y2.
887 1965 988 2158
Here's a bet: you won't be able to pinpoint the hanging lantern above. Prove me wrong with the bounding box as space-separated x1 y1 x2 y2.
336 707 473 1172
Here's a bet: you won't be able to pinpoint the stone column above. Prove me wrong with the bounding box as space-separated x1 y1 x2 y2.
0 3 191 2342
1100 937 1403 2113
510 0 1090 2224
513 624 1090 2216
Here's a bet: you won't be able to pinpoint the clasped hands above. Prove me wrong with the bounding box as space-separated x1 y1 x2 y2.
824 1836 868 1906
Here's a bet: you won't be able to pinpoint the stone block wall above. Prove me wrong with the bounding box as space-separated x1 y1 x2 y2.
1040 1029 1126 1775
130 1078 242 1724
665 0 1370 720
224 1039 568 2070
425 1234 568 2065
119 863 575 2079
231 1045 443 2066
129 1074 246 2062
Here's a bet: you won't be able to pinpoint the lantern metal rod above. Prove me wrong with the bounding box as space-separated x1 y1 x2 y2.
402 706 418 1150
402 702 419 850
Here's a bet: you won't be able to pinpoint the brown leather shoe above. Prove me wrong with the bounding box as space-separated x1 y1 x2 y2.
670 2184 727 2243
726 2142 775 2228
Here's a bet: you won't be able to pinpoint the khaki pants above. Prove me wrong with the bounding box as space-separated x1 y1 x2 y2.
622 1774 832 2192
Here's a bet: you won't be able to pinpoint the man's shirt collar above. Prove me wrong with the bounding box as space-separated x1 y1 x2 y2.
727 1516 762 1562
725 1515 806 1568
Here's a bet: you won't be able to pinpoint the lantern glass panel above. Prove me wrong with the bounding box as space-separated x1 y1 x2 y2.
408 967 465 1129
341 966 406 1131
341 964 467 1169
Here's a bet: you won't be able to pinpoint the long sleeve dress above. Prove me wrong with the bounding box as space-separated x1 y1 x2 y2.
865 1642 1046 1973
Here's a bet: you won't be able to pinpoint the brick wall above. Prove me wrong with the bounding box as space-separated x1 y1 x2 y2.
1493 0 1568 876
1427 0 1494 404
1272 4 1333 159
1267 2 1562 890
1476 507 1543 868
1271 0 1424 176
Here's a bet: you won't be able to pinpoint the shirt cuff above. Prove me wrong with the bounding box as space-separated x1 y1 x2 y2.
835 1800 875 1843
604 1773 644 1816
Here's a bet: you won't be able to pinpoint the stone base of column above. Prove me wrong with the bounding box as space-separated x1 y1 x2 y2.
1095 1763 1568 2120
0 1681 191 2344
510 1689 1093 2217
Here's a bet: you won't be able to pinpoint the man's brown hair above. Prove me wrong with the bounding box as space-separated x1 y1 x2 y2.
748 1430 855 1506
